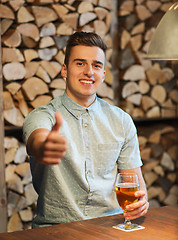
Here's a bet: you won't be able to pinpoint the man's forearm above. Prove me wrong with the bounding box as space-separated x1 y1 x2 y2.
26 128 49 157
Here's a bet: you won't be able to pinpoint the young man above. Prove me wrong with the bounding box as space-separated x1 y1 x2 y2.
23 32 149 228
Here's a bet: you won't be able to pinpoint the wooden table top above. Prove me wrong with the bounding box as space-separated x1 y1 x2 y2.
0 206 177 240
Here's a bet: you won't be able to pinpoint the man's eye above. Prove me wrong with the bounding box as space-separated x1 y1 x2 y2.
77 62 83 66
94 64 102 69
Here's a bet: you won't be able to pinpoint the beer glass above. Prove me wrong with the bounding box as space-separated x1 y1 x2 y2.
115 173 139 230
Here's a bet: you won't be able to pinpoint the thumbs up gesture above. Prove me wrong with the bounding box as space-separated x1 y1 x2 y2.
40 112 67 164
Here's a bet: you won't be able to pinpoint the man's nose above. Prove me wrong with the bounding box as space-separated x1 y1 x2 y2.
84 64 94 76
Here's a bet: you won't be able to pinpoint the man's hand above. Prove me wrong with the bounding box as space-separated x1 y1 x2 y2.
123 190 149 220
27 112 67 165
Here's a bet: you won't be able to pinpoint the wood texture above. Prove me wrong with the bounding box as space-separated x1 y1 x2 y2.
0 206 177 240
0 26 8 233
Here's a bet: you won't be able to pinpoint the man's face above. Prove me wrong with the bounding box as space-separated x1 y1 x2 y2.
61 45 105 107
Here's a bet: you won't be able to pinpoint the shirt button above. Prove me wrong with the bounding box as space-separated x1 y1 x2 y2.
85 212 88 216
89 193 93 197
84 123 88 128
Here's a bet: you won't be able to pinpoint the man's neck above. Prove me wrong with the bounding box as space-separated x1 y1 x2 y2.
65 91 96 108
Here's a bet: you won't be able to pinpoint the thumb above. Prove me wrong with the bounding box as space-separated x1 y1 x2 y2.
52 112 63 132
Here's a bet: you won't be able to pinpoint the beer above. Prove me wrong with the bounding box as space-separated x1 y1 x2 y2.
116 182 139 212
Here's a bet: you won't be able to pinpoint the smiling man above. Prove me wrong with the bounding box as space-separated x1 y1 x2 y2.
23 32 149 228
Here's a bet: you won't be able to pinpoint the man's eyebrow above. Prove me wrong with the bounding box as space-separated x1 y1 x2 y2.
73 58 104 66
73 58 86 62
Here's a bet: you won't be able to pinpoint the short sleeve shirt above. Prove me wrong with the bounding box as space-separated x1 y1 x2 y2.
23 92 142 228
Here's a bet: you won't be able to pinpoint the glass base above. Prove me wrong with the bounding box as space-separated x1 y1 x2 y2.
116 223 139 231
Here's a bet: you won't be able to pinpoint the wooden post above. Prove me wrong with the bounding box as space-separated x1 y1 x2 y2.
110 0 120 106
0 20 8 233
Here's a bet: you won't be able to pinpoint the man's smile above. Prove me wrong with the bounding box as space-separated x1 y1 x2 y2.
79 79 95 84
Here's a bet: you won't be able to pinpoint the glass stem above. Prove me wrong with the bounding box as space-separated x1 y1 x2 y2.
124 219 132 229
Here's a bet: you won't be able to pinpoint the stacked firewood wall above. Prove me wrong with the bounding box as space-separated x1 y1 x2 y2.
118 0 178 119
1 0 177 232
1 0 114 128
1 0 114 232
117 0 178 214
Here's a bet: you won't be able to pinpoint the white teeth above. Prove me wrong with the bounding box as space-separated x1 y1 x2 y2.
80 80 93 84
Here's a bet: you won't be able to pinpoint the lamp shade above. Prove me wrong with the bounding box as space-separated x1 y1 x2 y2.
147 2 178 60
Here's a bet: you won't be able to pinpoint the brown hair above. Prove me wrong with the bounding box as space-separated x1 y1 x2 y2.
64 32 107 67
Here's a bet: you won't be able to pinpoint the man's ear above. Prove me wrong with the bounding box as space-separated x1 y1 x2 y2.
61 64 67 79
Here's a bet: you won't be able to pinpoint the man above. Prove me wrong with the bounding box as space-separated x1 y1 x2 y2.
23 32 149 228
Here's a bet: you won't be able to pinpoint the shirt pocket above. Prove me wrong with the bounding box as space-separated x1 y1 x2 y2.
96 142 122 176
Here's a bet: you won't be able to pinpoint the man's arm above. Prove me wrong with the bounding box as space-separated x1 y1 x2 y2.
26 112 67 165
119 167 149 220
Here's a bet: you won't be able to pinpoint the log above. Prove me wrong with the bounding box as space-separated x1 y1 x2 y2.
131 22 145 35
94 20 107 38
31 6 58 27
22 77 49 101
38 48 57 61
40 60 61 79
5 82 21 95
22 35 37 48
15 162 32 184
122 82 139 98
2 29 21 47
94 7 108 20
49 78 66 89
14 90 29 117
1 19 13 35
0 4 15 19
146 106 160 118
17 6 35 23
146 1 161 13
3 62 26 81
140 147 151 161
36 66 51 83
17 23 40 42
61 13 79 29
97 82 114 100
123 65 146 81
2 48 24 63
52 4 68 18
135 5 152 20
40 22 56 37
120 29 130 50
130 34 142 51
19 208 33 222
138 79 150 94
30 95 52 109
25 62 39 79
24 184 38 206
98 0 112 10
39 36 55 48
126 93 142 106
9 0 25 11
56 23 73 36
24 49 39 62
3 107 24 127
79 12 96 26
78 1 93 13
120 0 134 13
5 148 17 165
151 85 167 104
8 213 23 232
3 91 15 110
141 96 156 111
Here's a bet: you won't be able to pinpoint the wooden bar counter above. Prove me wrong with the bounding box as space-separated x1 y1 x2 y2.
0 206 177 240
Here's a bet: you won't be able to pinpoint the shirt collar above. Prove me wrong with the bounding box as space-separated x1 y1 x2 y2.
61 92 98 119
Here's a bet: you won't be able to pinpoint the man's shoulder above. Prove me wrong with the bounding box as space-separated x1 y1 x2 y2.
97 97 128 116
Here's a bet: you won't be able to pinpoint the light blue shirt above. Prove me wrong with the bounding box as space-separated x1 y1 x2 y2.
23 92 142 228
